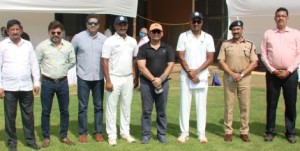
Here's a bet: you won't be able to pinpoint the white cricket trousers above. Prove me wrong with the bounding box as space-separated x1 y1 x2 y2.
179 79 208 138
106 75 133 140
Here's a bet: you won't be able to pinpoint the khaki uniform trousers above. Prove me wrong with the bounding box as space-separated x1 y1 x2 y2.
223 73 251 134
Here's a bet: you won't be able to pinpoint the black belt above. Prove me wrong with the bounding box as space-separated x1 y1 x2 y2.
42 75 67 83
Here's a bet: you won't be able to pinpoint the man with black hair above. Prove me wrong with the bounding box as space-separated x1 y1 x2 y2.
0 19 40 151
261 7 300 143
36 20 76 148
72 13 107 144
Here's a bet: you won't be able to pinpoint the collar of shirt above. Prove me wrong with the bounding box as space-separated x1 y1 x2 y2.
273 26 292 33
229 37 246 43
7 38 25 46
144 41 167 50
46 38 66 47
113 32 128 40
86 30 99 39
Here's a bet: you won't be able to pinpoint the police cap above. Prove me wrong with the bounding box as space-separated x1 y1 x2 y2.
229 20 243 30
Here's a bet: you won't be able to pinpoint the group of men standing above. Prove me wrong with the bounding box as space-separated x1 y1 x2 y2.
0 6 299 151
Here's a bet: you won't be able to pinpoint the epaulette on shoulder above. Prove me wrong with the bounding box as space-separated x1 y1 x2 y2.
245 39 253 44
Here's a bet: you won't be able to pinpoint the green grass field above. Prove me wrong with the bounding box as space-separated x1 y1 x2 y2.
0 68 300 151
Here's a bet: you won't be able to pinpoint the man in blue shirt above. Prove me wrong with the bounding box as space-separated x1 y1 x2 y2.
71 13 107 143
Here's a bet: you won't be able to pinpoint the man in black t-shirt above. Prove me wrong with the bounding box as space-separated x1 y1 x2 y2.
136 23 175 144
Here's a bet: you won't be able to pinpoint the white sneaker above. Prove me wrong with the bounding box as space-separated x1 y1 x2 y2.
121 135 136 143
177 135 189 143
198 136 208 144
108 139 117 146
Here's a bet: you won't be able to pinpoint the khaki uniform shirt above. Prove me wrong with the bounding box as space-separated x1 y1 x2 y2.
218 38 258 73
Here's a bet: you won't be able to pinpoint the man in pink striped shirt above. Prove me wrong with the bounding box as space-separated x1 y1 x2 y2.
261 7 300 144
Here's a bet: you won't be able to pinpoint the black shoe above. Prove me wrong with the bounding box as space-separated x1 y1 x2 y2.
141 136 150 144
264 134 274 142
286 135 296 144
157 135 168 143
27 143 41 150
8 145 17 151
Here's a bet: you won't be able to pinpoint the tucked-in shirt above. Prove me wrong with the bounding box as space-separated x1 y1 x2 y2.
218 38 258 73
176 30 215 80
261 26 300 73
0 38 40 91
72 30 107 81
35 39 76 79
102 33 138 76
137 42 175 78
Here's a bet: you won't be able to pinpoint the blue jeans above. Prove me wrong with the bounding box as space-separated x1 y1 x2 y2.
41 78 70 139
140 77 169 137
77 77 104 135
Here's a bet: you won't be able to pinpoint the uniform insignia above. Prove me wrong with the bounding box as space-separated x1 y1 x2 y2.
120 16 124 21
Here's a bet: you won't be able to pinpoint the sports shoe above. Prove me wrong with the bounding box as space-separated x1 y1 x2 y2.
78 135 88 143
198 136 208 144
177 135 189 143
157 135 168 143
141 136 150 144
121 135 136 143
108 139 117 146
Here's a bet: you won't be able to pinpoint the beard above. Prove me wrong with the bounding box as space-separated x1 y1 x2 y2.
51 36 61 44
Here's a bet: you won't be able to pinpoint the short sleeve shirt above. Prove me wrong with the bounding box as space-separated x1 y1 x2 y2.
176 30 215 79
218 38 258 72
102 33 138 76
137 42 175 78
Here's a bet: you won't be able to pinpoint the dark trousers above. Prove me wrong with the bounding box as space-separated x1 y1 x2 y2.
41 79 70 139
140 77 169 137
4 91 36 146
77 77 104 135
265 71 297 136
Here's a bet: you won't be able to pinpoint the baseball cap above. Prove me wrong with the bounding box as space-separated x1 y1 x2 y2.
190 12 203 20
114 16 128 25
149 23 163 31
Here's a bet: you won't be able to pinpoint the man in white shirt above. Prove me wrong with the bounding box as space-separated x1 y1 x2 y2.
0 19 40 151
102 15 138 146
176 12 215 143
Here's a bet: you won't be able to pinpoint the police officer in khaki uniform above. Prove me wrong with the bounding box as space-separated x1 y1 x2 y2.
218 20 258 142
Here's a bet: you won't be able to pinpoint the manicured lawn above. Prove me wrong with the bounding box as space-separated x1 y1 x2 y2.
0 68 299 151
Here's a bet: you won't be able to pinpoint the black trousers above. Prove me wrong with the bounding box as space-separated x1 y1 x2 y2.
140 77 169 137
4 91 36 146
265 71 297 136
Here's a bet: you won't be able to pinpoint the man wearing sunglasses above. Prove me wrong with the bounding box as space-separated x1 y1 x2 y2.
71 13 107 144
35 20 76 148
218 20 258 142
137 23 175 144
102 15 138 146
176 11 215 143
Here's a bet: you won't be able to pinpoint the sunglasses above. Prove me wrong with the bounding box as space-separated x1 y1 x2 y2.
87 21 99 26
51 31 62 35
192 20 202 24
151 30 161 34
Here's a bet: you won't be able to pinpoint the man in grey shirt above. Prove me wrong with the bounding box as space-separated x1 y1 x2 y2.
71 13 107 143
